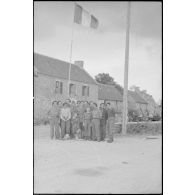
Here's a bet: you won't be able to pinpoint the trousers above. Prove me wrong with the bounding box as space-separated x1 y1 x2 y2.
106 117 115 141
100 119 107 141
60 119 71 138
92 119 101 141
50 117 60 139
84 120 91 138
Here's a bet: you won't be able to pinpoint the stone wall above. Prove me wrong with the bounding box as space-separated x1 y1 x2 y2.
34 73 98 122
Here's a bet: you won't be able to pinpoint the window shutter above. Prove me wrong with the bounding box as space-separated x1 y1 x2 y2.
87 86 89 96
84 86 85 96
69 84 76 95
82 86 84 96
60 82 63 94
85 86 87 96
56 81 59 88
73 84 76 95
55 81 59 93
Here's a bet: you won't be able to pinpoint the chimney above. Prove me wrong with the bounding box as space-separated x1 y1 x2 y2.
74 61 84 68
134 86 140 92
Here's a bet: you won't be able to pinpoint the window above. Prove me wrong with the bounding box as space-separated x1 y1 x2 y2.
55 80 63 94
69 83 76 95
82 85 89 96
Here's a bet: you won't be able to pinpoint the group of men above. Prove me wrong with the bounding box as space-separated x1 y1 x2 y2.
48 99 116 143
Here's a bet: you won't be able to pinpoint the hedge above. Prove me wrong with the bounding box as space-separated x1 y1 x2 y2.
114 121 162 135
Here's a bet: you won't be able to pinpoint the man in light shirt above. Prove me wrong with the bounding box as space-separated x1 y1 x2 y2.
60 102 71 139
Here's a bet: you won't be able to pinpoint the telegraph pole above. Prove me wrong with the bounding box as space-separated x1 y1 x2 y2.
122 1 131 135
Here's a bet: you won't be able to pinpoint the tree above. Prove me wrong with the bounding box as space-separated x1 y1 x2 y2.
95 73 115 85
95 73 124 94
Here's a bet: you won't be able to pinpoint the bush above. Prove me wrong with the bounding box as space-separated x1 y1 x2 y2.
114 121 162 135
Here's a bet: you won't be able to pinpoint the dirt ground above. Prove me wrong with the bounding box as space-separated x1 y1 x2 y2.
34 125 162 194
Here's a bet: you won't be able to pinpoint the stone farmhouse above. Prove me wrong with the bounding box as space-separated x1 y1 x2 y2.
98 83 149 116
98 83 123 111
34 53 98 121
130 86 161 116
128 90 148 116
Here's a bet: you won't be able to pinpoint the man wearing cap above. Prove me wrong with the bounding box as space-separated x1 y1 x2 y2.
48 101 60 140
99 103 108 141
106 102 116 143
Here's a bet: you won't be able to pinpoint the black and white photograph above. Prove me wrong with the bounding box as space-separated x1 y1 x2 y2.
34 1 162 194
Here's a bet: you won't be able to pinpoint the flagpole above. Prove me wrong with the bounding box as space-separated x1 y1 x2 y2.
68 2 76 98
68 26 74 97
122 1 131 135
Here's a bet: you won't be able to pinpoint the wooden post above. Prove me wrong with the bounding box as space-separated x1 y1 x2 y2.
122 1 131 135
67 24 74 97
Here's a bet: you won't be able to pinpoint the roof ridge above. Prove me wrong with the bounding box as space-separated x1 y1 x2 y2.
98 83 115 87
128 90 148 104
34 52 76 67
34 52 97 85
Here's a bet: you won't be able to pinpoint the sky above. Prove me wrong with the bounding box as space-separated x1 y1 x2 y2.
34 1 162 102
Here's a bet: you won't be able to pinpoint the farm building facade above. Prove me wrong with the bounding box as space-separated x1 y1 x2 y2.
98 83 123 111
34 53 98 121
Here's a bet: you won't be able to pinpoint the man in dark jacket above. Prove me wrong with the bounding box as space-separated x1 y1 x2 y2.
99 103 108 141
48 101 60 139
106 102 116 143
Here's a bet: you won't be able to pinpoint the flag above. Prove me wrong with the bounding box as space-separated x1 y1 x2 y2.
74 3 99 29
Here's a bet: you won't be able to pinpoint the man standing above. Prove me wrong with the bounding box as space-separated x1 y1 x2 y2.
99 103 108 141
57 101 63 134
91 103 101 141
106 102 116 143
48 101 60 140
83 107 92 140
70 100 78 138
77 101 85 139
89 101 94 111
60 102 71 139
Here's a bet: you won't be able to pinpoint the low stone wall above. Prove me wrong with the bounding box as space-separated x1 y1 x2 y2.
34 117 162 136
114 121 162 135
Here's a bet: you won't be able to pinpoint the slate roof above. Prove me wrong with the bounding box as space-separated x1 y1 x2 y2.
98 84 123 101
128 91 148 104
34 53 97 85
